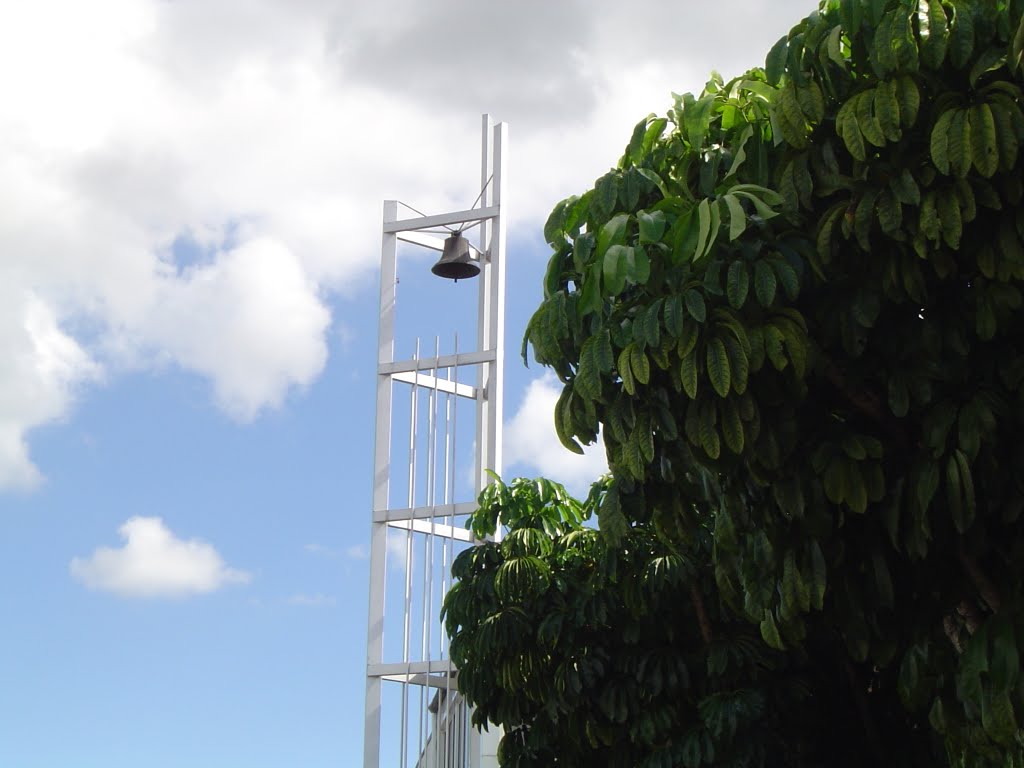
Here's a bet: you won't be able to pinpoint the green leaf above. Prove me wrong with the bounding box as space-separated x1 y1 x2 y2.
948 107 972 178
876 190 902 235
766 36 788 86
680 349 699 399
684 289 707 323
874 81 901 143
726 260 750 310
948 1 974 70
573 232 595 271
598 483 629 543
855 89 886 148
760 610 785 650
636 167 669 198
624 244 650 286
896 75 920 127
621 167 641 210
699 400 720 459
594 329 614 372
592 172 620 220
721 397 744 453
970 103 999 178
544 198 570 247
618 346 636 396
754 260 777 306
643 117 668 156
981 689 1018 746
809 540 826 610
954 449 976 529
915 460 940 514
723 334 749 394
837 98 866 161
664 295 684 338
816 202 845 264
1013 13 1024 74
946 453 966 532
890 168 920 205
694 198 713 260
603 244 629 296
678 319 699 358
596 213 629 260
638 210 667 244
722 193 747 241
930 107 956 175
918 0 949 70
624 115 650 166
554 386 585 454
631 344 651 386
771 256 800 300
642 300 662 348
706 337 731 398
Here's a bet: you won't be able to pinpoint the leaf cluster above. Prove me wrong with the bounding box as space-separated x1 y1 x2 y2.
444 476 826 767
506 0 1024 764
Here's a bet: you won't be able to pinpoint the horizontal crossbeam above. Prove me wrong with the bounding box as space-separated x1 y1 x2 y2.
385 518 475 543
380 349 495 375
391 371 476 399
374 501 477 523
383 205 499 233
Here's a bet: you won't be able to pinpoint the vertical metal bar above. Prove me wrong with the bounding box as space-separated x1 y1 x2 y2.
474 114 493 497
477 121 508 768
488 122 508 485
402 339 422 768
421 337 439 763
365 200 398 768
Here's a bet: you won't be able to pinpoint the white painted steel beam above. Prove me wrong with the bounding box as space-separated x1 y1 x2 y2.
368 659 456 679
397 231 446 251
391 371 476 399
379 349 495 375
385 518 475 543
373 501 477 523
383 205 500 234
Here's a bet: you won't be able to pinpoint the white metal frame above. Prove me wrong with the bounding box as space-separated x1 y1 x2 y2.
365 115 507 768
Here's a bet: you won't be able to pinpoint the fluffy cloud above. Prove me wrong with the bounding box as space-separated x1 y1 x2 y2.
0 0 810 489
70 517 251 598
504 375 608 494
0 293 101 490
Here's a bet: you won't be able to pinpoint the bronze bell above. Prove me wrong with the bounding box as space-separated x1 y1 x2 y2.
431 233 480 280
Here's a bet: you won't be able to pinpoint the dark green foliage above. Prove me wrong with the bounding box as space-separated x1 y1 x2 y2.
451 0 1024 765
445 477 833 767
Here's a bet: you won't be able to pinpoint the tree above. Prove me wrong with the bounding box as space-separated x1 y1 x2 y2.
444 1 1024 765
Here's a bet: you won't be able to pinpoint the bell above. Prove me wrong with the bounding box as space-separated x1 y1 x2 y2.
431 233 480 280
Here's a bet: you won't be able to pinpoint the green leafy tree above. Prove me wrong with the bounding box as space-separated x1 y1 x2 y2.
445 0 1024 765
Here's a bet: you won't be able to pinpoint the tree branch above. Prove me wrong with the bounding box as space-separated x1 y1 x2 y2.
844 659 886 765
823 362 909 448
958 548 1001 614
689 583 713 644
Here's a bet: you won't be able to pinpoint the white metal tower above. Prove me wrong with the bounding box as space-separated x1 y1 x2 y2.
364 116 507 768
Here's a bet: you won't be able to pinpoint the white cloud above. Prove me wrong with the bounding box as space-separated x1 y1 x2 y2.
504 375 608 494
70 517 251 598
0 0 811 489
136 238 330 421
0 292 100 490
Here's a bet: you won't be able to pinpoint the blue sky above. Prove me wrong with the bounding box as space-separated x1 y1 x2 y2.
0 1 810 765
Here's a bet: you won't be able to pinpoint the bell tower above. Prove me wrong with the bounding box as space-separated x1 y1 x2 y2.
364 115 507 767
